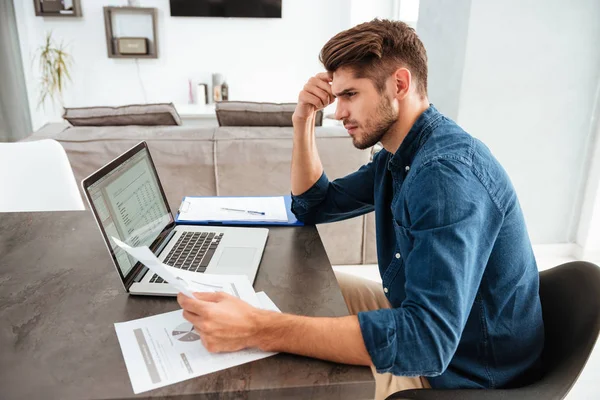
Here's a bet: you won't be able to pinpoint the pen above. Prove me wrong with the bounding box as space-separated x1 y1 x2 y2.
221 207 266 216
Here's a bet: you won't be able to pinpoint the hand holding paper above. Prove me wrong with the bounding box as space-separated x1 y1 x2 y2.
178 290 266 353
111 236 283 394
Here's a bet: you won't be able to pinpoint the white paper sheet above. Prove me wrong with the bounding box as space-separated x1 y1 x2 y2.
111 237 259 307
178 271 261 308
177 196 288 222
114 292 280 394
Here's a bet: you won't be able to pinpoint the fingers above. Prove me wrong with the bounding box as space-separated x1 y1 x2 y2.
308 82 335 106
299 87 332 110
310 76 335 99
299 73 335 109
178 291 234 317
298 91 323 110
315 71 332 82
193 291 227 302
182 310 201 325
304 87 330 108
180 311 216 351
177 292 210 315
306 76 335 105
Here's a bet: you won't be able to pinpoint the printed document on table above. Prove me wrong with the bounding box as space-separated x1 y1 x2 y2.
178 196 288 222
111 237 259 307
114 291 280 394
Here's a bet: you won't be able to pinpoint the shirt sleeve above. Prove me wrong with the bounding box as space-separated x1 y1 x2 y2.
358 158 503 376
290 155 378 224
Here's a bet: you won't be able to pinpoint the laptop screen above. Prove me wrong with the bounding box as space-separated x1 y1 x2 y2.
86 147 171 277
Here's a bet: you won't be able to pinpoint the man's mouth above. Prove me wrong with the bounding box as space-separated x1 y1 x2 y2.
345 125 358 134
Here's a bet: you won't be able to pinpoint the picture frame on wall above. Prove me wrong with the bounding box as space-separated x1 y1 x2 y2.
34 0 83 17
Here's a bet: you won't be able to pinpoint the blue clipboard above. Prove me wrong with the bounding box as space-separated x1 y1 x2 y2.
174 195 303 226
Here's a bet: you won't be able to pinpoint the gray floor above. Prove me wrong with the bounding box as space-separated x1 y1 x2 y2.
333 253 600 399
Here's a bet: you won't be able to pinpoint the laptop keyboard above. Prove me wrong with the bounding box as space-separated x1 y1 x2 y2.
150 231 223 284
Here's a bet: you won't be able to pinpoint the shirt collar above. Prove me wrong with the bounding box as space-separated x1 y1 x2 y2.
388 104 442 171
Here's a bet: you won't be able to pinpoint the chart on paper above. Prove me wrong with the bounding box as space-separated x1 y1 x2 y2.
172 322 200 342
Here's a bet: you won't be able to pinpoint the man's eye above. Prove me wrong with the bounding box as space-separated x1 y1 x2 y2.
346 92 356 98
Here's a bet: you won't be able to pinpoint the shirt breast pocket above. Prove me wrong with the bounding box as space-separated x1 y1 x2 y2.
382 221 413 301
394 219 414 257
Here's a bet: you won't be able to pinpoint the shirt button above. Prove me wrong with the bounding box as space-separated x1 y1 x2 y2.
405 165 410 172
384 287 389 293
395 253 401 259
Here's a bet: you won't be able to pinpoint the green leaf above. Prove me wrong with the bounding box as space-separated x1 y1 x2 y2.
35 30 72 108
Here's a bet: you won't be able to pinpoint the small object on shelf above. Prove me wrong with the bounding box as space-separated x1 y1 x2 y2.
221 81 229 101
213 86 222 103
188 79 194 104
115 37 148 55
196 83 208 105
212 73 224 103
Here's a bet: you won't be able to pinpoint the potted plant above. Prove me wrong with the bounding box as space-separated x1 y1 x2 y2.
33 31 73 109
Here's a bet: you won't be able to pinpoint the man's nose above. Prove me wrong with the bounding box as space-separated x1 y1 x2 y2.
334 103 349 121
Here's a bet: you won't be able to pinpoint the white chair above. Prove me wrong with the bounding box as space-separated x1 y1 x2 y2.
0 139 85 212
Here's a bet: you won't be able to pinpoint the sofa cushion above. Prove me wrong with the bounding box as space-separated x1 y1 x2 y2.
63 103 182 126
216 101 323 127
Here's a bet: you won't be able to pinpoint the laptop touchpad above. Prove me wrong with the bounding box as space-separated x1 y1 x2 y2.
217 247 256 268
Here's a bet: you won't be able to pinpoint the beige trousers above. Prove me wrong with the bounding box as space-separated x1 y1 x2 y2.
335 271 430 400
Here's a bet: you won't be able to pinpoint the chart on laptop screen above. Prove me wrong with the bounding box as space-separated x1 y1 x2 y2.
104 162 166 246
88 149 170 276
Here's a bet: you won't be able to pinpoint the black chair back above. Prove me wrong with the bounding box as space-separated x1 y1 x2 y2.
536 261 600 397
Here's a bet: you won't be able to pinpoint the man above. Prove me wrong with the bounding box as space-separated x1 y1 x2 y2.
178 19 544 399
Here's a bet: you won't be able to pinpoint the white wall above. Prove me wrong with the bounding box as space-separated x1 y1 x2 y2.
417 0 471 120
13 0 351 131
421 0 600 244
576 118 600 259
459 0 600 244
350 0 393 26
587 187 600 258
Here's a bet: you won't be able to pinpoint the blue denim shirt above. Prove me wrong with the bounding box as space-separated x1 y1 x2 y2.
291 105 544 389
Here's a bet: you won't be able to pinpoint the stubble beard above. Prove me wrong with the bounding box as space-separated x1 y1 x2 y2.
351 96 398 150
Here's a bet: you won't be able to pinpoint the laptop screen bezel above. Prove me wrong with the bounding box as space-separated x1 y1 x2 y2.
81 141 176 290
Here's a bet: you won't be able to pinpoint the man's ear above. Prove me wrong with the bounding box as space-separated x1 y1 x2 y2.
392 68 411 100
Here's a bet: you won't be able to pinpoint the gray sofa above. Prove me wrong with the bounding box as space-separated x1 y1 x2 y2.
27 123 378 266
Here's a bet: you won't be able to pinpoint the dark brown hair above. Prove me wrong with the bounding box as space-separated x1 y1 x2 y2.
320 19 428 96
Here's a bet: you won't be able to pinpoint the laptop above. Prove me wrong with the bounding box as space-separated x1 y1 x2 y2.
82 141 268 296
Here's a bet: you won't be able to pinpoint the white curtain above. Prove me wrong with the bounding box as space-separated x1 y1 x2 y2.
0 0 32 142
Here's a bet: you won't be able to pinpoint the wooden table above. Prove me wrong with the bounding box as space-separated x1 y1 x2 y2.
0 211 374 399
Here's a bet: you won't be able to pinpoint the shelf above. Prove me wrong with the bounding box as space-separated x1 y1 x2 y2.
103 6 158 59
175 103 217 118
109 54 157 59
34 0 82 17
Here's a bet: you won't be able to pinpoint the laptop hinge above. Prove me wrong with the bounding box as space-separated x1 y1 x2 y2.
133 266 148 283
